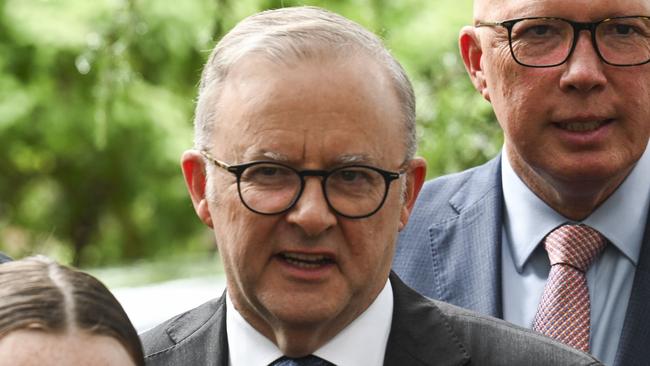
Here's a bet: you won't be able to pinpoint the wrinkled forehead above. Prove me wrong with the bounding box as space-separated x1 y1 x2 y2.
473 0 559 20
473 0 517 20
473 0 650 21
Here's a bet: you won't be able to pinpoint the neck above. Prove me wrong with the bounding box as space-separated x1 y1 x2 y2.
508 151 632 221
231 287 378 358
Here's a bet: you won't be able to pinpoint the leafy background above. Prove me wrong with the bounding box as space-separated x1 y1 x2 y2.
0 0 500 269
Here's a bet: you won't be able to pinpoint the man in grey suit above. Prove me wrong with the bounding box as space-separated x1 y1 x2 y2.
393 0 650 365
141 6 602 366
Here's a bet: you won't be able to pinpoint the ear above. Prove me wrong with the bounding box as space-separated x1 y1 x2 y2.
181 150 214 228
398 157 427 231
459 26 490 102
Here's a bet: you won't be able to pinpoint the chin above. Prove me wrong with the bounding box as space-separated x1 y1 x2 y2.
276 299 343 323
545 166 628 201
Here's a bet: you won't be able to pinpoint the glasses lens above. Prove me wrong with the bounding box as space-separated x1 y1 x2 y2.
325 166 387 217
510 18 573 66
597 17 650 66
238 163 300 214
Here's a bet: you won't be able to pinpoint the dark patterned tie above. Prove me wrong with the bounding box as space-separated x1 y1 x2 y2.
270 355 335 366
532 224 606 352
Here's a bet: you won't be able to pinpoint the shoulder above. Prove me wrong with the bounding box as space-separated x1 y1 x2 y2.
434 300 602 365
0 252 12 263
409 156 502 222
389 274 602 366
140 296 227 365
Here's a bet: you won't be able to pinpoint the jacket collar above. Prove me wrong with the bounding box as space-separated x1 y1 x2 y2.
429 156 503 316
385 272 470 366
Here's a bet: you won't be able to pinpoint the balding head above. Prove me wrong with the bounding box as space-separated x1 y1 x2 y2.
462 0 650 220
472 0 544 22
472 0 500 21
194 6 417 161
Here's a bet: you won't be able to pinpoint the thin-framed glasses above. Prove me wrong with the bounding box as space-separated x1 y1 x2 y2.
476 16 650 67
200 150 405 219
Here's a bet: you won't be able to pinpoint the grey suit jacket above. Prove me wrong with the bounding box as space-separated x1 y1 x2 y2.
141 272 601 365
393 156 650 366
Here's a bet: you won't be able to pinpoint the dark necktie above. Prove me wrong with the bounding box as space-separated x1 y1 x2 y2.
532 224 606 352
270 355 335 366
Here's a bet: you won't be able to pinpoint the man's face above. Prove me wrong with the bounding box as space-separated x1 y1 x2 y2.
464 0 650 217
183 53 424 353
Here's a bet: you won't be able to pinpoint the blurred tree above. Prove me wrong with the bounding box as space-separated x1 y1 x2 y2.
0 0 214 265
0 0 500 266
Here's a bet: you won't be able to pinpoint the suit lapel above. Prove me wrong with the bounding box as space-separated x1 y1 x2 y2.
217 297 230 366
384 272 470 366
163 292 230 366
428 157 503 317
613 209 650 366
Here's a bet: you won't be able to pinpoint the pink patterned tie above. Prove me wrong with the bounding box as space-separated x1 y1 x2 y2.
532 224 606 352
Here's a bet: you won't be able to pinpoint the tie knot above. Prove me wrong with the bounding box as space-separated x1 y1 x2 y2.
271 355 334 366
543 224 606 272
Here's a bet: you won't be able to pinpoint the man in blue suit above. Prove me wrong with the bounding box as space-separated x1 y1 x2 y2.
394 0 650 365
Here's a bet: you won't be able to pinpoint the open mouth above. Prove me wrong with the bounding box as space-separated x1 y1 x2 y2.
278 252 335 269
555 119 613 132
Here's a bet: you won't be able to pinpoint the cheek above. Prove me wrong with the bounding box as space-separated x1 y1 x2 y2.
488 68 550 138
627 77 650 121
489 56 523 101
211 197 271 272
341 209 400 269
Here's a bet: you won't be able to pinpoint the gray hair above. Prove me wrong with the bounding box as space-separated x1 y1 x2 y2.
194 6 416 160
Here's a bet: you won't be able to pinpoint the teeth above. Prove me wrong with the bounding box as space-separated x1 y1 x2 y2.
284 253 327 261
285 258 322 268
559 120 606 132
281 253 332 268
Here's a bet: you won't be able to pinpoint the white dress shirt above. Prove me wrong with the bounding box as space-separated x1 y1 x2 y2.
226 279 393 366
501 140 650 365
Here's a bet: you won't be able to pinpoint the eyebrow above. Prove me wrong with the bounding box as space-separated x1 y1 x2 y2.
261 151 289 162
242 150 378 166
333 154 390 169
240 150 290 163
336 154 376 165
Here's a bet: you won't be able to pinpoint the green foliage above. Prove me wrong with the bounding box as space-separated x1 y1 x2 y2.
0 0 501 266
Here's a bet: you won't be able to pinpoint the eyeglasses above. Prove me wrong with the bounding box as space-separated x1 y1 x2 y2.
476 16 650 67
200 150 405 219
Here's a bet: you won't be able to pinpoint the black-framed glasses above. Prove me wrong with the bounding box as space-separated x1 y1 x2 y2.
200 150 405 219
476 16 650 67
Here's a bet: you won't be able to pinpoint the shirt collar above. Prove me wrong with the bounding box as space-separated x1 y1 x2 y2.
501 140 650 271
226 279 393 366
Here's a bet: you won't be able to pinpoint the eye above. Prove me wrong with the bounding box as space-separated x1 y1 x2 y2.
241 163 293 184
521 24 561 38
332 168 373 184
338 170 364 182
608 23 648 37
529 25 551 36
329 167 383 190
600 18 650 38
257 166 281 176
614 24 634 35
512 19 567 40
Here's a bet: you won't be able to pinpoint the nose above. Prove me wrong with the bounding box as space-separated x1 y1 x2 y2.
285 177 337 237
559 31 607 93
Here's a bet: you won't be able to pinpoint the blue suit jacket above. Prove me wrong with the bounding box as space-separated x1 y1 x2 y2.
393 156 650 366
0 252 12 263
